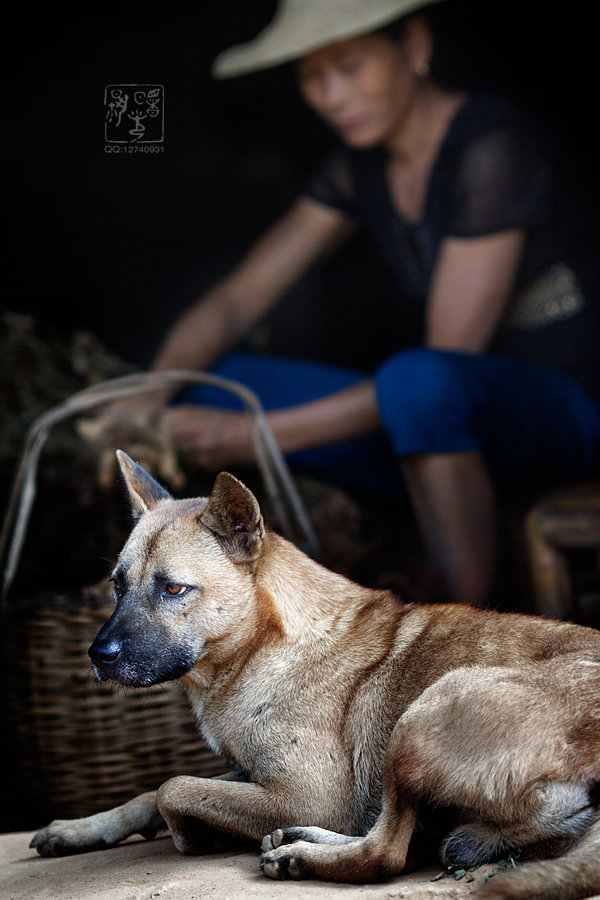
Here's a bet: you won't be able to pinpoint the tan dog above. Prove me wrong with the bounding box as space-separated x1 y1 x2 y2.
30 451 600 900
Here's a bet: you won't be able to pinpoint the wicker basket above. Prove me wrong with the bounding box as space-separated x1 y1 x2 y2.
0 371 317 826
1 584 228 821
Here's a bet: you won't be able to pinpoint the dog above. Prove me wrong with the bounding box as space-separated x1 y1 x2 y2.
30 451 600 900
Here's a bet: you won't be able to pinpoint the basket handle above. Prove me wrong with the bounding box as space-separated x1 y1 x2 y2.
0 369 319 604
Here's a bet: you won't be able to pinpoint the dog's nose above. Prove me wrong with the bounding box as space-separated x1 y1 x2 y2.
89 638 122 666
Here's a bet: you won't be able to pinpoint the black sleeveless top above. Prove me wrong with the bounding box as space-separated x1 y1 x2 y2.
303 95 599 402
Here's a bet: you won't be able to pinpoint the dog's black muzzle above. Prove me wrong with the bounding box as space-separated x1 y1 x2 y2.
88 605 197 686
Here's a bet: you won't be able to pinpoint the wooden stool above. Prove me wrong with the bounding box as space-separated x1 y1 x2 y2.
525 482 600 621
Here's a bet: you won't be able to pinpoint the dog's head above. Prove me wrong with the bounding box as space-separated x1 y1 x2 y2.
88 450 265 686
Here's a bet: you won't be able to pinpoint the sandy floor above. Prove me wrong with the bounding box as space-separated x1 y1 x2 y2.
5 829 600 900
1 829 504 900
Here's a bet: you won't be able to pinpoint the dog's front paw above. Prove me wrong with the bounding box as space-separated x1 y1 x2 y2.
260 842 306 880
261 828 285 854
260 826 364 879
260 828 306 876
29 821 110 857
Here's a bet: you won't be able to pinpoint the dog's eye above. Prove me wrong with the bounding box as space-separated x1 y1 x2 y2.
164 584 187 597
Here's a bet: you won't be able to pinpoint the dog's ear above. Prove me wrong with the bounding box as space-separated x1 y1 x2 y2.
116 449 172 520
200 472 264 563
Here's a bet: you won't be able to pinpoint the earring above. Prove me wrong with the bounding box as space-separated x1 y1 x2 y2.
415 59 430 78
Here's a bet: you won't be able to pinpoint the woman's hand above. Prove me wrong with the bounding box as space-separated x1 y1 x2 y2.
164 378 381 473
163 405 255 471
77 396 185 490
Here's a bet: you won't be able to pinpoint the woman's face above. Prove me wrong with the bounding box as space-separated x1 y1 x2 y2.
295 29 426 149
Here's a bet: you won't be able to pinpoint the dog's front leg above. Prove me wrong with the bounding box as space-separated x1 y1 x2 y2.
30 791 163 857
157 774 297 854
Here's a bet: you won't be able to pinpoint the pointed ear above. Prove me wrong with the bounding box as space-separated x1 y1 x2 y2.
116 449 172 520
200 472 264 563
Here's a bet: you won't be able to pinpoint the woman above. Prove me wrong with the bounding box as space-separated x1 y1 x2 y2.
135 0 600 607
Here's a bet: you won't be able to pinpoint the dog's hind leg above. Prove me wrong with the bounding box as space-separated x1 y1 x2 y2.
478 814 600 900
440 777 600 871
30 791 164 857
438 821 511 869
261 798 418 882
261 661 600 884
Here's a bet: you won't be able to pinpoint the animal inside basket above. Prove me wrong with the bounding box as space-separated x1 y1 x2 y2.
0 371 317 824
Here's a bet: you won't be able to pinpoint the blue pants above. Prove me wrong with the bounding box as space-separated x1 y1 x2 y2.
174 349 600 495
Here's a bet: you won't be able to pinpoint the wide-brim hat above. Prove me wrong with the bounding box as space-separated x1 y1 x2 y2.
212 0 443 79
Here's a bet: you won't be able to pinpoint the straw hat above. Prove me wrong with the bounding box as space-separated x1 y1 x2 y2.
212 0 443 79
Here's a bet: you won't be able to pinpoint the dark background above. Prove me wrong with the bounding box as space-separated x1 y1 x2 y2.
5 0 598 373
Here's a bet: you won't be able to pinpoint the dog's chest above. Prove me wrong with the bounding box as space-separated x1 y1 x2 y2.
189 651 345 776
197 688 291 777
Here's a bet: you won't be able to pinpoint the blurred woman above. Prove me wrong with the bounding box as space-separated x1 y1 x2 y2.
135 0 600 607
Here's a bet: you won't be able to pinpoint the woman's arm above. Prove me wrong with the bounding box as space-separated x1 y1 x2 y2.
263 228 526 452
165 226 526 469
165 379 381 469
151 197 355 385
425 229 525 351
88 197 355 481
264 228 527 449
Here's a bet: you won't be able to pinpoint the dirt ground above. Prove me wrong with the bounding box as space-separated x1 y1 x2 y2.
1 829 513 900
